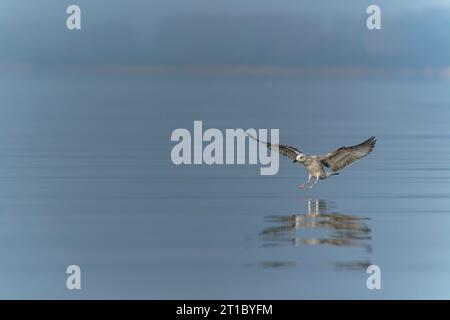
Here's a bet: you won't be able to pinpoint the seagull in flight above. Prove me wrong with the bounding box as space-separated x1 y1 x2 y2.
248 134 376 189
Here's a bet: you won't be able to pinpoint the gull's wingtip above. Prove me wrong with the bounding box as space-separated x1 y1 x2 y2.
366 136 377 154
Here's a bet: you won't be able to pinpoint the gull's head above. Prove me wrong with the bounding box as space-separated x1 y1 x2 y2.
294 153 306 163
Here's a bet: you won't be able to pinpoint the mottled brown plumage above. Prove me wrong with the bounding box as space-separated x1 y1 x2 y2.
248 133 376 189
319 137 376 172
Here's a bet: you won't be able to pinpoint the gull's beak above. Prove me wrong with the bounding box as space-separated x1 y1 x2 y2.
292 160 297 163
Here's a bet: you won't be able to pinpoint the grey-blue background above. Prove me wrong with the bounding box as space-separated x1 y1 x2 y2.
0 1 449 299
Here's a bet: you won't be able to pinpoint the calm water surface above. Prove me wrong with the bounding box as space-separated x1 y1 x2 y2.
0 72 449 298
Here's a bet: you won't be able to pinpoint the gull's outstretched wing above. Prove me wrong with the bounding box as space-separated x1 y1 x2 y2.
271 144 303 161
320 137 376 172
247 133 302 161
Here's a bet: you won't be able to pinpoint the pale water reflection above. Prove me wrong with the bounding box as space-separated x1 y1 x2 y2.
261 199 371 270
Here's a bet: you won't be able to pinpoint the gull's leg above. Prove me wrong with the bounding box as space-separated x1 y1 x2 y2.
298 174 312 189
307 175 320 190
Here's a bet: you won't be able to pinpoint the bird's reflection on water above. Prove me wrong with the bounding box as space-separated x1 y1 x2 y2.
260 199 372 270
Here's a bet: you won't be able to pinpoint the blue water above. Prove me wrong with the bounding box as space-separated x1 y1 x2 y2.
0 71 449 299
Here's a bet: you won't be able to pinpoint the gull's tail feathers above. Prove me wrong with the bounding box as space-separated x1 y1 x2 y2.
326 171 340 178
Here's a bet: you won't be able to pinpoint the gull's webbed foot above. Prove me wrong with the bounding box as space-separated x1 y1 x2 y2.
298 175 312 189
